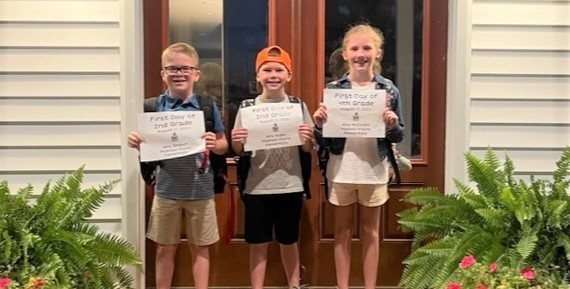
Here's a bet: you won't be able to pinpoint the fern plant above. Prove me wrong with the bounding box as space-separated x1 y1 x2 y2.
0 167 142 289
398 147 570 289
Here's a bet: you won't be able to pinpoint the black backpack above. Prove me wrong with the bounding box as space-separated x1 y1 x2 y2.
235 96 312 199
140 94 228 194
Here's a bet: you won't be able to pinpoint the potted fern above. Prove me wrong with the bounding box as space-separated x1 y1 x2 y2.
398 147 570 289
0 167 142 289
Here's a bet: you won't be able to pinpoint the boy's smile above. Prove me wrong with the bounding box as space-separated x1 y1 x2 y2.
256 62 291 94
161 52 201 99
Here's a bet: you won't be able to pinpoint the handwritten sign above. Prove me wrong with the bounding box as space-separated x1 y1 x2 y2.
322 88 385 138
137 111 206 162
240 103 303 151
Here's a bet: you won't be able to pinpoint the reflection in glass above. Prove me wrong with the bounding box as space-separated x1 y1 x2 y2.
325 0 423 158
169 0 268 156
169 0 223 108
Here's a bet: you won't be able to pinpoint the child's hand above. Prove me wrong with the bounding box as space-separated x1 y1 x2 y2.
383 108 398 130
313 103 328 128
298 123 314 142
383 92 398 129
231 127 248 143
127 131 143 150
202 132 217 150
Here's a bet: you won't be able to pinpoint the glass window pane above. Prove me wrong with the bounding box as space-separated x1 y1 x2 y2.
169 0 268 156
325 0 423 158
170 0 223 107
223 0 268 155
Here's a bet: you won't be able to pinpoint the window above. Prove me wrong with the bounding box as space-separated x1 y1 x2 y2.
325 0 423 157
169 0 268 155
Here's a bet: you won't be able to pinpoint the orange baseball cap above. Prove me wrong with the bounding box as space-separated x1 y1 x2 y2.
255 45 291 72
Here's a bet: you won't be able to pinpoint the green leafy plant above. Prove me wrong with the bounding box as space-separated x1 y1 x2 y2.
0 167 142 289
398 147 570 289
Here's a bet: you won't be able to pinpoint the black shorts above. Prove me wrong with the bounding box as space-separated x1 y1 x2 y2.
243 192 303 245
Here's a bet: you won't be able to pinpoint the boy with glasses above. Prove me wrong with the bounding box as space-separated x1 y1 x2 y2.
127 42 228 289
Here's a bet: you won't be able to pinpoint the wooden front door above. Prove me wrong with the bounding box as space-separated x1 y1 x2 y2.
143 0 447 287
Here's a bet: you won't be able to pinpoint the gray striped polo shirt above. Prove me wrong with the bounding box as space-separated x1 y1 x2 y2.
153 92 225 200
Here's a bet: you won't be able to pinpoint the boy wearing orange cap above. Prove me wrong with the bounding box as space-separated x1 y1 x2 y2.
231 46 314 289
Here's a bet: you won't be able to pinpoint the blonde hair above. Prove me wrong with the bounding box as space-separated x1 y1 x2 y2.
342 24 384 73
161 42 200 66
342 23 384 50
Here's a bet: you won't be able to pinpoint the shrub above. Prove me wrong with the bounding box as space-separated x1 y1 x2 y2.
0 167 142 289
398 147 570 288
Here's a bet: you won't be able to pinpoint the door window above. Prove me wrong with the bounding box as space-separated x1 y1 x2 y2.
325 0 423 158
169 0 268 155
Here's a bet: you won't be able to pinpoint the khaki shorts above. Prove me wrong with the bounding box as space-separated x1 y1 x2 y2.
328 182 389 207
146 196 219 246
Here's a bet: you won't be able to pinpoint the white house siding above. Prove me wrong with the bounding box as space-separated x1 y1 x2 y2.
1 0 567 287
447 0 569 190
0 0 130 237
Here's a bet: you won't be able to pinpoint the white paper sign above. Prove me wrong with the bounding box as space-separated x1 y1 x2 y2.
240 103 304 151
323 88 386 138
137 111 206 162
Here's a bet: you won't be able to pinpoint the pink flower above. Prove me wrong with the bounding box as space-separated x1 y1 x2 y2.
460 254 476 269
35 277 45 287
0 277 11 288
521 267 535 280
446 282 462 289
488 262 497 273
475 285 488 289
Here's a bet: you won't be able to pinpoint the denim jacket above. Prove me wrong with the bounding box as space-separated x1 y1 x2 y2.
314 74 405 189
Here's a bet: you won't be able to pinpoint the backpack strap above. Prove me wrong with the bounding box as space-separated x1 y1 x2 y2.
373 82 401 184
196 94 228 194
144 96 159 112
235 99 255 197
287 96 312 199
280 96 312 198
141 96 161 185
385 141 401 184
241 99 256 108
287 95 301 106
196 95 215 132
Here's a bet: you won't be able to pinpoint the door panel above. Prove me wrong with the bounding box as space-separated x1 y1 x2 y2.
142 0 447 287
292 0 447 286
